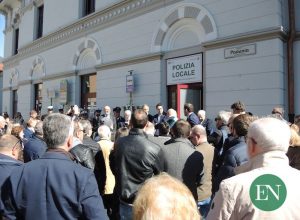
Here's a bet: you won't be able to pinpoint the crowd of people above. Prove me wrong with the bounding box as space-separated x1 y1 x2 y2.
0 101 300 220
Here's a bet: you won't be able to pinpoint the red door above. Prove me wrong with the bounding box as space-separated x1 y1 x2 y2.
168 83 202 119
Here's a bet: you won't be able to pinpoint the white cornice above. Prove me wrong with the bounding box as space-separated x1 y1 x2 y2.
3 0 180 69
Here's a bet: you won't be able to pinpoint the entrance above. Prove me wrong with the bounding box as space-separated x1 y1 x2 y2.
34 83 43 113
168 83 202 119
81 74 96 110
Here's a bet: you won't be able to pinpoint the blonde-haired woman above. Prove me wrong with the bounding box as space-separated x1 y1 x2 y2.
287 124 300 170
133 173 200 220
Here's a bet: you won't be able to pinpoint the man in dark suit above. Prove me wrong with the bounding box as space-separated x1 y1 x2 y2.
113 107 125 129
23 121 47 162
0 135 23 219
2 113 108 220
153 103 167 136
184 103 200 127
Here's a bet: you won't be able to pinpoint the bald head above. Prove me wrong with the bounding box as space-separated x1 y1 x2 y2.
190 125 207 146
0 134 20 150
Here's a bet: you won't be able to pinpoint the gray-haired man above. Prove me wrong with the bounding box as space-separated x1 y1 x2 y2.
2 113 108 220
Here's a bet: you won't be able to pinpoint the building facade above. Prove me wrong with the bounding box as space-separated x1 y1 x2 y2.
0 0 299 120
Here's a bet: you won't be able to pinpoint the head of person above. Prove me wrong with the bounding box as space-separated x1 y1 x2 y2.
167 108 177 118
197 110 206 122
81 120 93 137
272 106 284 116
183 103 194 116
11 125 24 140
15 112 22 119
133 173 200 220
131 109 148 129
156 122 170 136
215 111 231 129
156 103 164 115
47 106 54 114
0 134 23 161
0 116 7 129
227 113 240 135
144 122 155 135
103 106 111 116
247 117 291 159
190 125 207 146
73 120 84 141
3 112 9 120
232 114 255 138
142 104 150 115
113 107 121 118
95 109 101 117
34 121 44 138
26 118 38 129
43 113 73 150
171 120 191 139
115 127 129 142
290 125 300 147
231 101 246 114
30 110 38 119
124 110 132 122
98 125 111 140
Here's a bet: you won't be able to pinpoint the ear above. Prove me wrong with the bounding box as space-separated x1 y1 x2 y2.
247 138 256 158
66 135 73 151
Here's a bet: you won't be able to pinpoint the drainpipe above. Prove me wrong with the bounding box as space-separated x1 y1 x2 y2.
287 0 295 123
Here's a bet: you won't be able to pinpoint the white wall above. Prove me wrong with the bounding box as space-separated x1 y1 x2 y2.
19 9 34 48
205 39 285 118
43 0 80 36
97 60 162 115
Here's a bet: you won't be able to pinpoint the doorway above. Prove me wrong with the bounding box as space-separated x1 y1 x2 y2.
81 74 96 110
168 83 202 119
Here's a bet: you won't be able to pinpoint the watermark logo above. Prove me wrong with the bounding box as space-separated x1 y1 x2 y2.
250 174 286 211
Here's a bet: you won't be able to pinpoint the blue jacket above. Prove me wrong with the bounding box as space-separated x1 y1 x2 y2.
0 154 23 217
1 151 108 220
23 134 47 162
187 112 200 127
212 136 248 195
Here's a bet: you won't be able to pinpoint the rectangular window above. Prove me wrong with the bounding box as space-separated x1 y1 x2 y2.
81 74 96 110
13 28 19 55
83 0 95 17
36 5 44 39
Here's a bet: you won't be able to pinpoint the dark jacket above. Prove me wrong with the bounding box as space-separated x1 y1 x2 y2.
0 154 23 218
287 146 300 170
201 118 214 135
70 144 96 169
1 151 108 220
23 128 34 140
116 116 126 129
153 113 167 136
23 135 47 162
113 128 165 204
163 138 204 200
187 112 200 127
212 136 248 195
82 136 100 156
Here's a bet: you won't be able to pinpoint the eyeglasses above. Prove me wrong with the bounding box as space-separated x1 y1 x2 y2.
12 139 24 151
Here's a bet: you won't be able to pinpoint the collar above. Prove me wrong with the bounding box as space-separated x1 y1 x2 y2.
45 149 75 161
235 150 289 175
0 153 23 165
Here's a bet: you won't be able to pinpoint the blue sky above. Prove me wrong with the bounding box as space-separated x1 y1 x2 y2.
0 14 4 58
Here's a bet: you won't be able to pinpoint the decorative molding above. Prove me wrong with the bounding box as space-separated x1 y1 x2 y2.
42 70 75 81
202 26 288 50
2 87 11 91
3 0 180 69
151 3 217 52
96 52 163 71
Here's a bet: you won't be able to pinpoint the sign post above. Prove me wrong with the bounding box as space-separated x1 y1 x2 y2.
126 70 134 111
